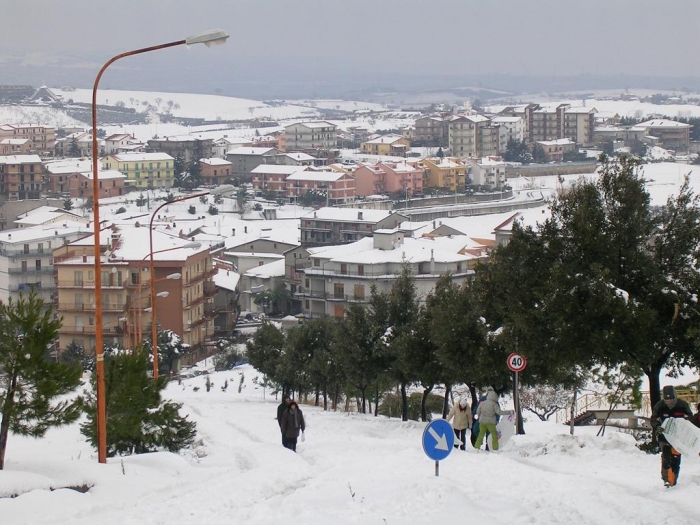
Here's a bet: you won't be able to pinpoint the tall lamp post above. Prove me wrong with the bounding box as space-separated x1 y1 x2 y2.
149 185 233 378
90 29 229 464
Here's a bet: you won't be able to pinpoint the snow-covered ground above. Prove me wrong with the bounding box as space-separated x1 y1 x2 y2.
1 363 698 525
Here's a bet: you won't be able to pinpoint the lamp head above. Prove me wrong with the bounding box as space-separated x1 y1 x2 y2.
185 29 229 48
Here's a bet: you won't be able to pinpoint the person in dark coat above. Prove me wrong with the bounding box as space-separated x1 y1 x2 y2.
276 394 291 446
650 385 694 487
281 400 305 452
693 403 700 429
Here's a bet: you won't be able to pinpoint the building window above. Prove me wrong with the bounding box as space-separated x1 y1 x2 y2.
74 271 83 286
333 283 344 299
357 265 364 276
354 284 365 300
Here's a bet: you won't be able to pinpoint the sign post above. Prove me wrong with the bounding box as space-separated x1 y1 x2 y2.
422 419 454 476
507 353 527 435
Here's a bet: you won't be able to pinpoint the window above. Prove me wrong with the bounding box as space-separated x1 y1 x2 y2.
354 284 365 300
21 261 27 272
23 244 29 254
333 283 344 299
74 271 83 286
35 259 41 271
340 263 347 274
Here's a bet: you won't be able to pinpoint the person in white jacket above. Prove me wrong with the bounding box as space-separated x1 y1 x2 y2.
446 396 473 450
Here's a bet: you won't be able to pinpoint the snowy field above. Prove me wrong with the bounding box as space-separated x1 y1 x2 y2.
1 363 698 525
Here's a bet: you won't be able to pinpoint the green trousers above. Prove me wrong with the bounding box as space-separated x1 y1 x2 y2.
474 423 499 450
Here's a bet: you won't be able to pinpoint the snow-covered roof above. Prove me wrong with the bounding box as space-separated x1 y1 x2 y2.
301 207 403 223
0 223 88 244
0 138 30 145
286 120 336 129
78 170 126 180
250 164 306 175
0 154 42 164
15 206 85 226
364 134 406 144
285 152 316 161
45 158 92 174
537 138 576 146
566 106 597 114
637 119 690 128
286 171 345 183
200 157 232 166
213 268 240 292
491 116 522 124
226 147 276 156
108 152 174 162
243 258 285 278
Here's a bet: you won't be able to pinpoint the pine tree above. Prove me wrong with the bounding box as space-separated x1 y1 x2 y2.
80 348 196 456
0 293 82 469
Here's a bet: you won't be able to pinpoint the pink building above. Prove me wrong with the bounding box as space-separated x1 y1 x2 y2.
200 158 232 185
68 170 126 198
285 169 356 205
0 138 31 155
353 161 424 197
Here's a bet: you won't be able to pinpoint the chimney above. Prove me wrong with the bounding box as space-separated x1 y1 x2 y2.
430 249 435 274
244 226 248 233
232 228 235 236
433 220 436 228
358 211 363 220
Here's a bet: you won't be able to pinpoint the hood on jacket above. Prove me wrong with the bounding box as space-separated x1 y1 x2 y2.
486 390 498 402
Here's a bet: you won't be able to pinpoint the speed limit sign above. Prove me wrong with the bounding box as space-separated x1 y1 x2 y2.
507 353 527 372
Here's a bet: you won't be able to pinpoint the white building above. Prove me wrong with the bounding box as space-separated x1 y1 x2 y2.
492 116 526 153
0 223 88 305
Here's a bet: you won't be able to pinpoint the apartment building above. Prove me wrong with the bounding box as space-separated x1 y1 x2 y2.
54 131 98 158
104 133 144 155
0 224 87 306
226 147 281 180
68 170 126 198
285 170 356 205
359 134 411 156
44 158 91 194
0 155 44 200
492 116 526 152
563 107 597 146
448 114 498 157
251 164 303 197
284 121 337 152
297 229 480 318
0 138 31 155
102 152 175 190
146 136 213 164
199 158 232 185
636 119 691 151
53 225 216 352
421 157 467 192
353 161 425 197
299 207 407 247
531 105 567 142
414 115 450 146
466 157 507 188
0 124 56 153
535 139 576 162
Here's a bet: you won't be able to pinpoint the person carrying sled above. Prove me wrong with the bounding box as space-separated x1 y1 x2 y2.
446 396 473 451
276 394 291 446
650 385 693 487
281 400 306 452
474 387 512 451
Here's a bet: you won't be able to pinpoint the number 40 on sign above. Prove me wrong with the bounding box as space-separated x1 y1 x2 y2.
507 353 527 373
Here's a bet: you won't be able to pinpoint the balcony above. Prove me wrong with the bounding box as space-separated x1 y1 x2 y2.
204 302 218 315
203 280 217 296
59 302 127 313
1 249 50 258
60 325 120 335
8 266 54 274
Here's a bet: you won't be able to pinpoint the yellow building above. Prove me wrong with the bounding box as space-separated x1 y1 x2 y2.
359 134 411 156
102 152 174 190
420 157 466 192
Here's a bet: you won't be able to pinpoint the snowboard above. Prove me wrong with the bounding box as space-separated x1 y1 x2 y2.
486 413 516 450
661 417 700 458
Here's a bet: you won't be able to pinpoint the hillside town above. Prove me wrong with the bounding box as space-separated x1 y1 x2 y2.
1 84 700 371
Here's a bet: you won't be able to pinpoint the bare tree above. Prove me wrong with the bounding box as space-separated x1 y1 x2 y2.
520 386 571 421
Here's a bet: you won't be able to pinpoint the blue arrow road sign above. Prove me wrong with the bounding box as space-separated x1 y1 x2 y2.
422 419 455 461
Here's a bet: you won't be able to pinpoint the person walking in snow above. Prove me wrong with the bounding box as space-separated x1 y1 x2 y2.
446 396 473 451
474 387 512 451
650 385 694 487
281 400 306 452
277 394 291 446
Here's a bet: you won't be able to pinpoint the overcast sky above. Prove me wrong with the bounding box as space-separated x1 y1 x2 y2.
2 0 700 97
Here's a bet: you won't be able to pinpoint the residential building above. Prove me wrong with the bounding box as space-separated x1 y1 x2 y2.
284 121 337 152
297 229 481 318
284 245 312 315
44 158 91 194
359 134 411 157
0 124 56 153
251 165 303 196
0 138 31 155
535 139 576 162
104 133 145 155
531 105 567 142
0 198 65 231
200 158 232 185
239 259 286 315
421 157 467 192
68 170 126 198
54 131 98 158
0 155 44 200
212 265 240 336
353 161 425 197
563 107 597 146
0 223 87 306
414 115 450 146
102 152 175 190
299 207 408 247
274 152 318 167
226 146 281 180
466 157 507 188
492 116 526 153
146 136 213 164
212 137 249 159
53 225 216 353
14 206 88 229
285 169 356 205
448 114 498 157
636 119 691 151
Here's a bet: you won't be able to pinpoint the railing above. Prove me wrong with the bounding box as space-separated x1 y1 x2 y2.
553 390 700 424
59 302 127 312
60 325 120 334
8 266 54 274
56 280 126 288
0 249 49 258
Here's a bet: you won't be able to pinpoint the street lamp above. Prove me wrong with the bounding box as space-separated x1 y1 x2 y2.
149 185 233 378
90 29 229 464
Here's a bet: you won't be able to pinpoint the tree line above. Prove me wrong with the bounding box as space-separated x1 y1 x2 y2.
247 155 700 421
